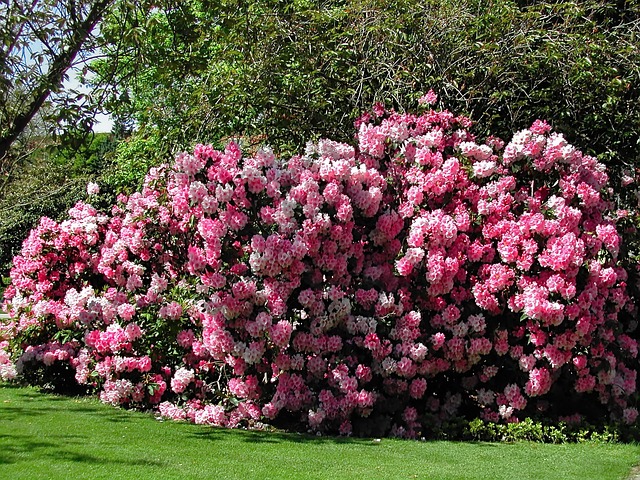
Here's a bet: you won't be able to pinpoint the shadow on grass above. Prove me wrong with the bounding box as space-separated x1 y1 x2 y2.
0 397 130 423
79 406 141 423
0 383 26 390
187 425 509 456
0 432 166 468
12 389 90 402
0 384 503 451
191 427 395 446
0 405 52 419
2 387 144 424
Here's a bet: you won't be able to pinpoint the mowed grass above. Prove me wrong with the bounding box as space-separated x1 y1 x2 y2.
1 384 639 480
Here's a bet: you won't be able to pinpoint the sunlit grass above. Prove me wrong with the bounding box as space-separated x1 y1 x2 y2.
1 384 639 480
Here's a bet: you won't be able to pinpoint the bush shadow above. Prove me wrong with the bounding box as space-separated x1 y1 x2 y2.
191 427 392 446
0 432 165 468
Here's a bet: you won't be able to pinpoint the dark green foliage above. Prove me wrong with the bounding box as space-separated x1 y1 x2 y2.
16 361 93 396
101 129 174 193
93 0 640 185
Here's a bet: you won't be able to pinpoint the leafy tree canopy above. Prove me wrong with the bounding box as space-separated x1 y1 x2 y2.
90 0 640 169
0 0 118 174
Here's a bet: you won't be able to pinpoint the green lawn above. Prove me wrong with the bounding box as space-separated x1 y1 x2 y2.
1 384 639 480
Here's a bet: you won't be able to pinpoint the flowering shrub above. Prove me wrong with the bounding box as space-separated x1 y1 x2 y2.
1 96 637 438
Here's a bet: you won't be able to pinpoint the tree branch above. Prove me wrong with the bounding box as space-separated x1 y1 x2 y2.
0 0 114 163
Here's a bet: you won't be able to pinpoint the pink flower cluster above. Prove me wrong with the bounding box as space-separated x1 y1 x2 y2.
0 340 17 380
1 100 637 437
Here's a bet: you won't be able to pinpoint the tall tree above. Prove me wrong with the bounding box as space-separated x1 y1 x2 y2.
0 0 115 173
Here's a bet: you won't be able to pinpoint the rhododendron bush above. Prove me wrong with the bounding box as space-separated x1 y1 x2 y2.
1 97 638 437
